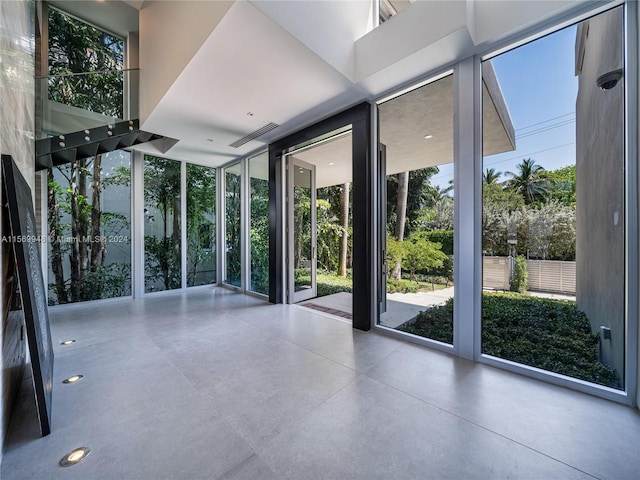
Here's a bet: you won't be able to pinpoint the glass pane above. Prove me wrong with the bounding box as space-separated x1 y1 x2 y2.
48 8 124 118
249 153 269 295
144 156 181 292
293 165 313 293
481 7 624 389
186 164 216 287
47 151 131 305
225 163 242 287
378 74 454 345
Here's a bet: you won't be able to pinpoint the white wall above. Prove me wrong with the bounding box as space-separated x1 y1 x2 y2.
0 0 35 463
139 0 234 124
636 0 640 409
471 0 583 45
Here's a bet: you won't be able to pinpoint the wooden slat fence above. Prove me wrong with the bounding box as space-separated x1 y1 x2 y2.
482 256 576 295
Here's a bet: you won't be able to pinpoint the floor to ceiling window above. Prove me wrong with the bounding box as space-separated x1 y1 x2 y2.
47 151 132 305
224 162 242 287
186 163 216 287
248 152 269 295
144 155 182 293
481 7 625 389
377 74 455 345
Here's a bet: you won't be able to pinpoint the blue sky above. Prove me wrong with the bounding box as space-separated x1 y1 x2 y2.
431 24 578 190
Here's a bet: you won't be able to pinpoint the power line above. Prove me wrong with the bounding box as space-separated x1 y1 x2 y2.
516 119 575 140
431 141 577 182
516 112 574 132
484 142 575 168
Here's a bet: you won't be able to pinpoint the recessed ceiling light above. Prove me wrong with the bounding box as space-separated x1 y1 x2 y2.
329 162 334 166
424 134 433 139
61 339 75 345
246 112 254 117
206 138 214 142
63 375 83 384
60 447 90 467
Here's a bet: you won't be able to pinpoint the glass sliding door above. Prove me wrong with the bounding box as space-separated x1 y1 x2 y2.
224 162 242 287
481 7 624 389
249 152 269 295
186 163 216 287
47 151 131 304
377 74 455 345
144 155 182 292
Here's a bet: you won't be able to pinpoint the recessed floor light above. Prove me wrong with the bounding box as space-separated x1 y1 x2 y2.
63 375 83 384
61 340 76 345
60 447 90 467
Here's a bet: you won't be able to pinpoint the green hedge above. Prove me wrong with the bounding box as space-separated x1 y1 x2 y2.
387 278 420 293
397 300 453 343
421 230 453 255
398 293 618 387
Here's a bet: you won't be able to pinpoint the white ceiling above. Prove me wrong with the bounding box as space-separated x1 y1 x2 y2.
51 0 534 171
141 0 368 166
287 70 514 189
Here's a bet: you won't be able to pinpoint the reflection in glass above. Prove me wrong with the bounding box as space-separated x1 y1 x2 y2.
225 163 242 287
144 156 181 292
378 74 454 345
47 151 131 305
249 153 269 295
481 8 624 389
186 164 216 287
293 165 313 293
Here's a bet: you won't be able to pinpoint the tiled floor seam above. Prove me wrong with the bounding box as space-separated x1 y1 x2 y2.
152 337 272 480
213 453 285 480
361 371 602 480
252 374 362 460
238 304 407 375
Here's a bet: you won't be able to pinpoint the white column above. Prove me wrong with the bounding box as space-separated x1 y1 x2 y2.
181 161 187 289
453 55 482 360
132 151 145 298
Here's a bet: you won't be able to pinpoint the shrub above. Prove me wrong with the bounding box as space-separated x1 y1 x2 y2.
397 298 453 343
482 293 617 387
398 293 618 388
510 255 528 292
420 230 454 255
387 278 419 293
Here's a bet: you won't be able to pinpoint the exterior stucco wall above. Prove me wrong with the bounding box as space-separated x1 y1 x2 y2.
575 7 625 387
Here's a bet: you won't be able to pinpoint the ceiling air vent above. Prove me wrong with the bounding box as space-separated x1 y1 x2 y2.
229 122 279 148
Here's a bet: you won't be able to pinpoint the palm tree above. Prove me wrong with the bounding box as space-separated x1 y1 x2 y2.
505 158 549 204
483 168 502 184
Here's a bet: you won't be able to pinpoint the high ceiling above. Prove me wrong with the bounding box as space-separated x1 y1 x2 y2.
50 0 523 173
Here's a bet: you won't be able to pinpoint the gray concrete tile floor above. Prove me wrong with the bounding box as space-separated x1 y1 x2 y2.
2 287 639 480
